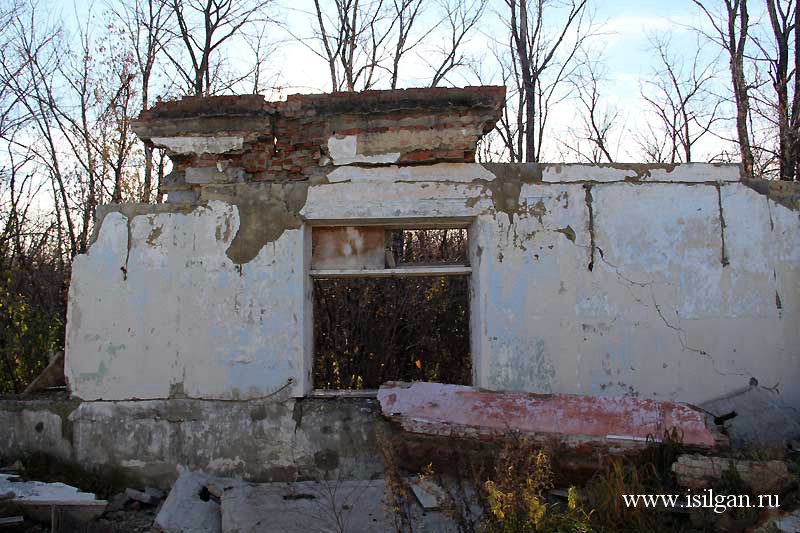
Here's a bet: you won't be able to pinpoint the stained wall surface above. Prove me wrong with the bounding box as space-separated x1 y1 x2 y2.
65 163 800 409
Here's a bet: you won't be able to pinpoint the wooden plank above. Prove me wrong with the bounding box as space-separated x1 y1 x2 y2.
310 266 471 278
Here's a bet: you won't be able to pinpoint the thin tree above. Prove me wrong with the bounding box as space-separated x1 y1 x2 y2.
761 0 798 180
693 0 755 177
310 0 393 91
427 0 487 87
500 0 591 162
163 0 275 96
639 33 724 164
112 0 172 201
560 51 619 163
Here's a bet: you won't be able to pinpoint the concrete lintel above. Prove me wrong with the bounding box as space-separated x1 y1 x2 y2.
326 163 496 183
151 136 245 155
541 163 740 183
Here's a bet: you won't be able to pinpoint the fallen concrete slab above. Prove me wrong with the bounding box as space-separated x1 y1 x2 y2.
153 469 242 533
220 479 454 533
378 382 726 449
0 473 107 523
701 385 800 448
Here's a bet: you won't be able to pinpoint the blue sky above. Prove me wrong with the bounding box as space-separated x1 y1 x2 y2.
55 0 763 161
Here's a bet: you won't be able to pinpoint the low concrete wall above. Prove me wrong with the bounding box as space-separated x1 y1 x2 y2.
0 395 386 488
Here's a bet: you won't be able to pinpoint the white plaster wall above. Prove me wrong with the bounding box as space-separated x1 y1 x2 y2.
66 201 305 400
476 181 799 407
66 164 800 407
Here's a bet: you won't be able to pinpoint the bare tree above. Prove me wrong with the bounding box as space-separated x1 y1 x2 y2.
310 0 394 91
759 0 798 180
112 0 172 202
388 0 425 89
639 33 724 164
560 51 619 163
163 0 275 96
693 0 755 177
497 0 591 163
427 0 487 87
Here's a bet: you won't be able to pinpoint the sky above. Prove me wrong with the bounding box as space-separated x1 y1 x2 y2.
260 0 746 161
42 0 774 162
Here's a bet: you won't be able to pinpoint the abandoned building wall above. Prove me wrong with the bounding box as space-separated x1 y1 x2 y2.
7 88 798 487
66 204 307 400
64 163 800 408
476 177 798 406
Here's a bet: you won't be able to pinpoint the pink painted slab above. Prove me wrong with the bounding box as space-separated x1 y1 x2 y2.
378 382 724 448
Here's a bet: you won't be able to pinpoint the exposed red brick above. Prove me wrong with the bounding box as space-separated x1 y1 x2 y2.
131 86 505 182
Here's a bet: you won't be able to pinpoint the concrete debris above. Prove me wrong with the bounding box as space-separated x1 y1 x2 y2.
0 516 24 528
145 486 166 500
409 478 447 510
220 478 454 533
701 385 800 448
378 381 726 449
125 487 162 506
0 473 107 523
0 462 23 475
153 469 241 533
672 454 795 495
773 509 800 532
153 470 458 533
105 492 129 513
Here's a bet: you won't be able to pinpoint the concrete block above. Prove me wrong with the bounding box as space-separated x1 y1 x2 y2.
672 454 794 495
154 469 232 533
151 136 244 155
166 190 200 203
185 166 245 185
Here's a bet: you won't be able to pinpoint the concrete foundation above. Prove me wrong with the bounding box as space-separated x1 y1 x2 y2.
0 396 385 487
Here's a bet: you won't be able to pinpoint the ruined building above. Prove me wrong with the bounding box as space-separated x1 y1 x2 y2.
1 86 798 485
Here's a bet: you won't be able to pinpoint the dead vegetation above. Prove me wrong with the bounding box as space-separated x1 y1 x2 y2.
380 429 800 533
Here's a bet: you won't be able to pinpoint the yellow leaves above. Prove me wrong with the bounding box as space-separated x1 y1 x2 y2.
415 359 422 369
567 486 580 511
527 495 547 526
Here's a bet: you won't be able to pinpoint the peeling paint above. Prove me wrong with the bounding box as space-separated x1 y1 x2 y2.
146 225 163 246
202 183 311 265
556 225 576 242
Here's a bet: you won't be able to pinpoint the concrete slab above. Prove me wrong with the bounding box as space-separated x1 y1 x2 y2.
220 479 455 533
701 385 800 448
0 473 107 522
153 469 241 533
409 478 447 510
774 509 800 532
378 382 725 449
